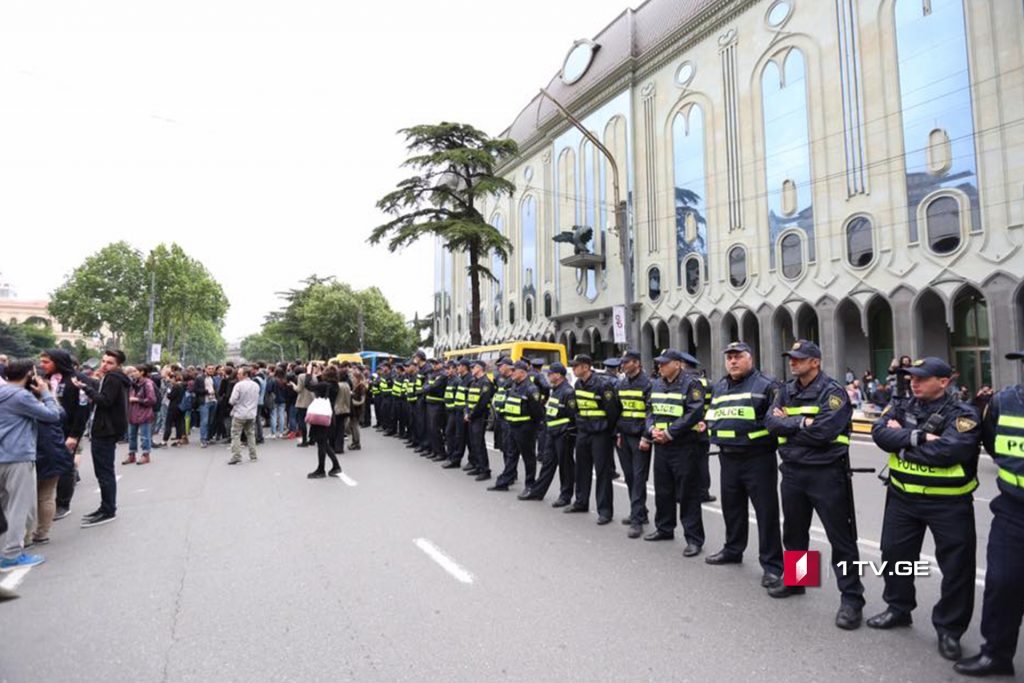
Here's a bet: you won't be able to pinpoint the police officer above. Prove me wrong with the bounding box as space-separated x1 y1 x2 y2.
681 353 716 503
392 362 408 438
422 358 448 461
529 357 552 469
377 362 393 434
869 356 981 661
491 358 514 465
615 350 652 539
764 339 864 631
491 361 542 492
441 361 463 468
705 341 784 591
412 353 430 453
564 354 621 524
521 361 576 505
956 350 1024 677
643 349 706 556
464 360 495 481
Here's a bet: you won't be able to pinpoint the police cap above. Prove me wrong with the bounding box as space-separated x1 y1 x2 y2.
781 339 822 360
898 356 953 378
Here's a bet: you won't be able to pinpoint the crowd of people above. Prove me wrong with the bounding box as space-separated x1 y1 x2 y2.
843 356 994 416
2 340 1024 677
0 351 371 581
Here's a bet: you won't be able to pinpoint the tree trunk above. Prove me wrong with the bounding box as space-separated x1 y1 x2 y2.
469 247 482 346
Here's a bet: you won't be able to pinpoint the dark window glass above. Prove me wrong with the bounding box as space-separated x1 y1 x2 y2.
509 302 516 325
543 293 552 318
846 216 874 267
781 233 803 279
728 247 746 288
684 258 700 295
926 197 961 254
525 297 534 323
648 267 662 300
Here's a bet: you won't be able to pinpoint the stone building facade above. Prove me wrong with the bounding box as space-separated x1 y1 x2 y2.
434 0 1024 391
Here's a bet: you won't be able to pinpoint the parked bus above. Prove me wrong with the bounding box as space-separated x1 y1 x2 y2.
329 351 404 374
443 341 567 368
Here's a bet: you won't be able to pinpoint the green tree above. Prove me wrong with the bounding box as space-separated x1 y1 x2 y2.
0 321 34 357
369 122 517 345
16 321 57 353
146 244 229 356
178 319 227 366
49 241 147 347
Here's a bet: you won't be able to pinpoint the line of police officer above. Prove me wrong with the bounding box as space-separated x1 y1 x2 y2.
366 342 1024 677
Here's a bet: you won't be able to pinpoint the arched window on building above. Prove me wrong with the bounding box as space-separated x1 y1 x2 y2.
780 233 803 279
684 257 701 296
846 216 874 267
952 289 990 393
509 301 516 325
543 293 552 318
926 196 961 254
728 246 747 288
648 267 662 301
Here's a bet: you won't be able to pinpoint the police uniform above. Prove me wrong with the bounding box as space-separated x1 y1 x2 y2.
443 362 466 466
705 342 783 584
384 366 401 436
492 359 513 460
614 350 652 529
764 340 865 623
527 362 576 504
869 356 981 659
493 362 543 491
958 350 1024 676
565 355 621 523
529 359 552 464
423 362 448 460
465 363 494 479
643 349 706 552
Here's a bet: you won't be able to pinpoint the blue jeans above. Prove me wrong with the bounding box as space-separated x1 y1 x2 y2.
270 403 286 435
199 402 217 442
128 423 152 453
288 404 298 432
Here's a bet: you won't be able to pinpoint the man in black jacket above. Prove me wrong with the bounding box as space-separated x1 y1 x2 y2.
72 349 130 528
40 349 87 519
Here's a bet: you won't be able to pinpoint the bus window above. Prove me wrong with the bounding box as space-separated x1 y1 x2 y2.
521 348 562 366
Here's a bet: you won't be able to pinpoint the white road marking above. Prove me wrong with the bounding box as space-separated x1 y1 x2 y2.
413 538 474 584
0 566 32 592
339 473 358 487
135 488 149 493
93 475 123 494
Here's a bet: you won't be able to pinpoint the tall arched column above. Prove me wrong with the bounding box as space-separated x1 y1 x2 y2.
981 273 1020 389
708 310 724 379
757 305 776 377
816 298 840 380
889 285 915 361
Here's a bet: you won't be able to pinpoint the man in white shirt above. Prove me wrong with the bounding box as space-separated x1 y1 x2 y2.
228 367 260 464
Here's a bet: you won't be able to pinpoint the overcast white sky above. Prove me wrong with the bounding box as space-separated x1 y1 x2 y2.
0 0 634 342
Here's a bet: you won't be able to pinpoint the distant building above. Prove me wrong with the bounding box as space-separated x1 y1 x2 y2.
0 272 101 348
433 0 1024 392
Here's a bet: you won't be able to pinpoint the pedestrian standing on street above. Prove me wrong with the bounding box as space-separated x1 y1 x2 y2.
522 361 575 504
0 359 62 570
642 349 706 555
124 366 156 465
869 356 981 661
704 341 784 592
764 340 864 631
293 364 314 447
464 360 494 480
29 393 73 547
227 366 260 465
564 354 621 524
491 361 542 493
305 367 342 479
956 349 1024 677
71 349 130 528
332 368 351 455
197 365 218 447
40 349 87 521
614 350 652 538
164 372 187 447
348 367 366 450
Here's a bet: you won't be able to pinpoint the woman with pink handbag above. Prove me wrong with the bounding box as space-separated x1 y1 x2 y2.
303 364 341 479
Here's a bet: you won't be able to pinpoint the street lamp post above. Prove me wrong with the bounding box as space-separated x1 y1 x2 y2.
538 88 634 351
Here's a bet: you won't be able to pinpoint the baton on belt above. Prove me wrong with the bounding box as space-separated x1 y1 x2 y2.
844 455 876 540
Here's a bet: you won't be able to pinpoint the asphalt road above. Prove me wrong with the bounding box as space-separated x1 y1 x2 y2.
0 428 1016 682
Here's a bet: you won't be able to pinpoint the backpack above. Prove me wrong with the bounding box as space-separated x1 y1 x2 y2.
178 390 194 413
